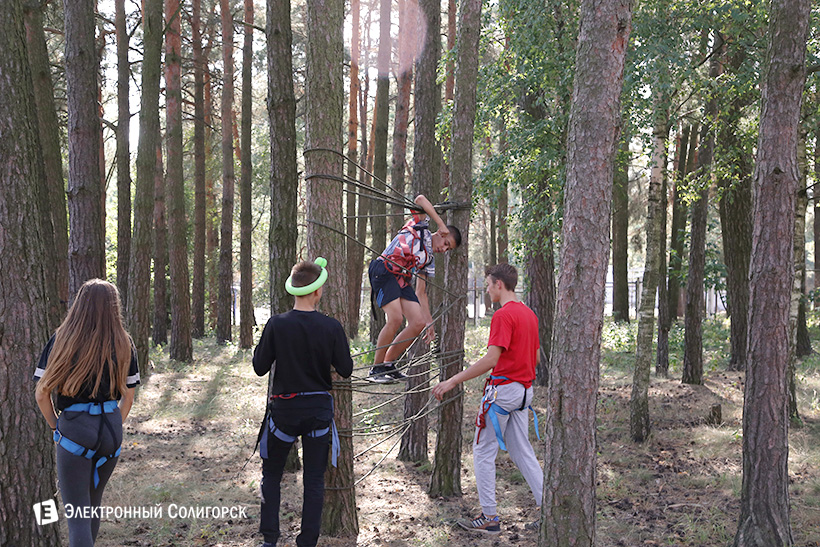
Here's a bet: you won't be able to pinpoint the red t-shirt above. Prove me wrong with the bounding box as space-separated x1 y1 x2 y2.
487 301 540 388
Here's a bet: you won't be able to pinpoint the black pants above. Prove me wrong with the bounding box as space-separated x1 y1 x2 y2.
260 431 330 547
56 410 122 547
260 397 332 547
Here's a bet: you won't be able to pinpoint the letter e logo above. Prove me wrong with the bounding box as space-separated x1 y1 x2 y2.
34 499 59 525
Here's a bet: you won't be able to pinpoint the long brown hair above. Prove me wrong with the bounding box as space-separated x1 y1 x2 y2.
36 279 132 399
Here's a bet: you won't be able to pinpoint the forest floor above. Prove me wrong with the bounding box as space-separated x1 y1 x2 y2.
56 317 820 547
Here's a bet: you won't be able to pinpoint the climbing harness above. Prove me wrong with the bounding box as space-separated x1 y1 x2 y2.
475 376 540 451
379 219 430 288
53 400 121 488
258 391 340 467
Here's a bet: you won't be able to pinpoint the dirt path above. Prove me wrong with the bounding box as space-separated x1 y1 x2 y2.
76 338 820 547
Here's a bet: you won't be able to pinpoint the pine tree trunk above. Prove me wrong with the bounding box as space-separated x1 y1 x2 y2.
0 4 63 543
153 143 169 347
24 2 69 309
733 1 808 543
430 0 480 499
192 0 207 338
346 0 361 336
165 0 192 361
540 0 632 543
372 0 390 252
303 0 357 536
683 42 720 386
794 115 811 359
497 181 509 263
238 0 254 349
612 136 630 323
656 166 669 377
717 57 753 373
128 0 163 374
267 0 300 472
217 0 236 344
267 0 298 319
630 95 668 443
65 0 105 298
814 133 820 293
397 0 439 465
440 0 456 191
526 188 555 387
204 17 220 331
114 0 131 312
390 0 412 237
667 124 691 322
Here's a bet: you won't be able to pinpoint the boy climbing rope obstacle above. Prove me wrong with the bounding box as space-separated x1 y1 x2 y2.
367 194 462 383
432 263 543 535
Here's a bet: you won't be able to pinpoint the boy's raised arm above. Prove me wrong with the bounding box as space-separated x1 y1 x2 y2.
414 194 449 236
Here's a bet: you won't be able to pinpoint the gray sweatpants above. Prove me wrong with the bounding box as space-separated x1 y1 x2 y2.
56 409 122 547
473 382 543 516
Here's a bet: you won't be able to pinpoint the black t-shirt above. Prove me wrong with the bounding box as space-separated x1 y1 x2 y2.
33 334 141 411
252 309 353 396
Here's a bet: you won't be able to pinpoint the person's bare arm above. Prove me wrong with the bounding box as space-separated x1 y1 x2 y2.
35 389 58 430
414 194 449 236
432 346 503 400
120 387 136 422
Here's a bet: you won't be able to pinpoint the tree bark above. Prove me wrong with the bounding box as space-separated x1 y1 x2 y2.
113 0 131 312
794 115 811 359
814 132 820 293
25 1 69 309
612 136 630 323
0 3 63 543
303 0 356 536
540 0 632 543
152 142 169 347
65 0 105 298
267 0 298 319
164 0 192 361
390 0 412 237
733 1 808 544
717 53 753 373
204 12 220 331
630 92 668 442
526 187 555 387
439 0 456 192
217 0 236 344
238 0 254 349
667 124 691 322
346 0 361 336
788 117 809 422
430 0 480 499
683 40 721 386
192 0 207 339
128 0 163 374
398 0 438 465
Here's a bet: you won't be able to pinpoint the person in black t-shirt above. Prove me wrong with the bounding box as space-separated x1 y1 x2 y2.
34 279 140 546
253 258 353 547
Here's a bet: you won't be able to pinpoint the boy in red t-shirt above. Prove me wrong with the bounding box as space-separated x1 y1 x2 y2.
432 263 543 534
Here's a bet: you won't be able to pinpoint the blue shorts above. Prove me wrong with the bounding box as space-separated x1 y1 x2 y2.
369 259 418 308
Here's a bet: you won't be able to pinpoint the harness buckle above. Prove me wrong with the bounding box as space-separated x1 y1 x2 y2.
53 429 62 444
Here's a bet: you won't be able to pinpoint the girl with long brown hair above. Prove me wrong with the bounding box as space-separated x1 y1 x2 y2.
34 279 140 546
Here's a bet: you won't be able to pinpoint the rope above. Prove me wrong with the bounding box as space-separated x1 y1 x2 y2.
304 147 412 205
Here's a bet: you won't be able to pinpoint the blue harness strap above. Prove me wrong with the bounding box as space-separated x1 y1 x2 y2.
63 400 119 415
54 400 121 487
479 377 541 452
261 391 339 467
